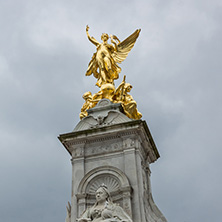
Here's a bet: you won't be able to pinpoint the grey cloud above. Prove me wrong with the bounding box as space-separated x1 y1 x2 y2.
0 1 222 222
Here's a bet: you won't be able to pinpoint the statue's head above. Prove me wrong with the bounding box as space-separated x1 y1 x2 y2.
95 184 111 203
101 33 109 42
124 83 132 92
82 91 92 100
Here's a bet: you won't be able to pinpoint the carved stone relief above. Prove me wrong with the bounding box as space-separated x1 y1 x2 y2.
85 141 123 157
72 147 84 158
76 166 132 216
86 174 120 194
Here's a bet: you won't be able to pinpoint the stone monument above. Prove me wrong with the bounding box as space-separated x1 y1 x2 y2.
58 26 167 222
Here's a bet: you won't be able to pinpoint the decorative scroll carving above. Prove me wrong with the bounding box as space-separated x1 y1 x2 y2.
85 141 122 157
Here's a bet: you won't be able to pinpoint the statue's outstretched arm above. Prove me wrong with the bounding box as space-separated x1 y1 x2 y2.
86 25 99 46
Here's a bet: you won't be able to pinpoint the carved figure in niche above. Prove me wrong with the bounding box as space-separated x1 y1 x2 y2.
86 25 140 87
77 184 132 222
114 79 142 120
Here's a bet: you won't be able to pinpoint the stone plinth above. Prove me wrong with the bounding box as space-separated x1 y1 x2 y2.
59 99 167 222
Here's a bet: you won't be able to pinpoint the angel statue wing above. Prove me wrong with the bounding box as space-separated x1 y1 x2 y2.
112 29 141 64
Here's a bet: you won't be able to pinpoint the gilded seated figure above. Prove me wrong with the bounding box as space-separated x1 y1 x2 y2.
114 80 142 120
79 84 116 119
79 80 142 120
77 184 132 222
79 92 94 120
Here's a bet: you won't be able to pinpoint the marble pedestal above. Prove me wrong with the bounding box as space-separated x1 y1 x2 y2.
59 99 167 222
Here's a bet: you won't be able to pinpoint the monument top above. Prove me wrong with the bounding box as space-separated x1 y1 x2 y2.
79 26 142 121
60 26 167 222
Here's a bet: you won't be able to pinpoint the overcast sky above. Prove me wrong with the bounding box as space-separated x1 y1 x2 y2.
0 0 222 222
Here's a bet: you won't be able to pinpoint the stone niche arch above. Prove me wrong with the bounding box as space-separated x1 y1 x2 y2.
76 166 132 217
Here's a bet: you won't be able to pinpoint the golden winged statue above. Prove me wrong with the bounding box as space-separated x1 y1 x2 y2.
85 25 141 87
